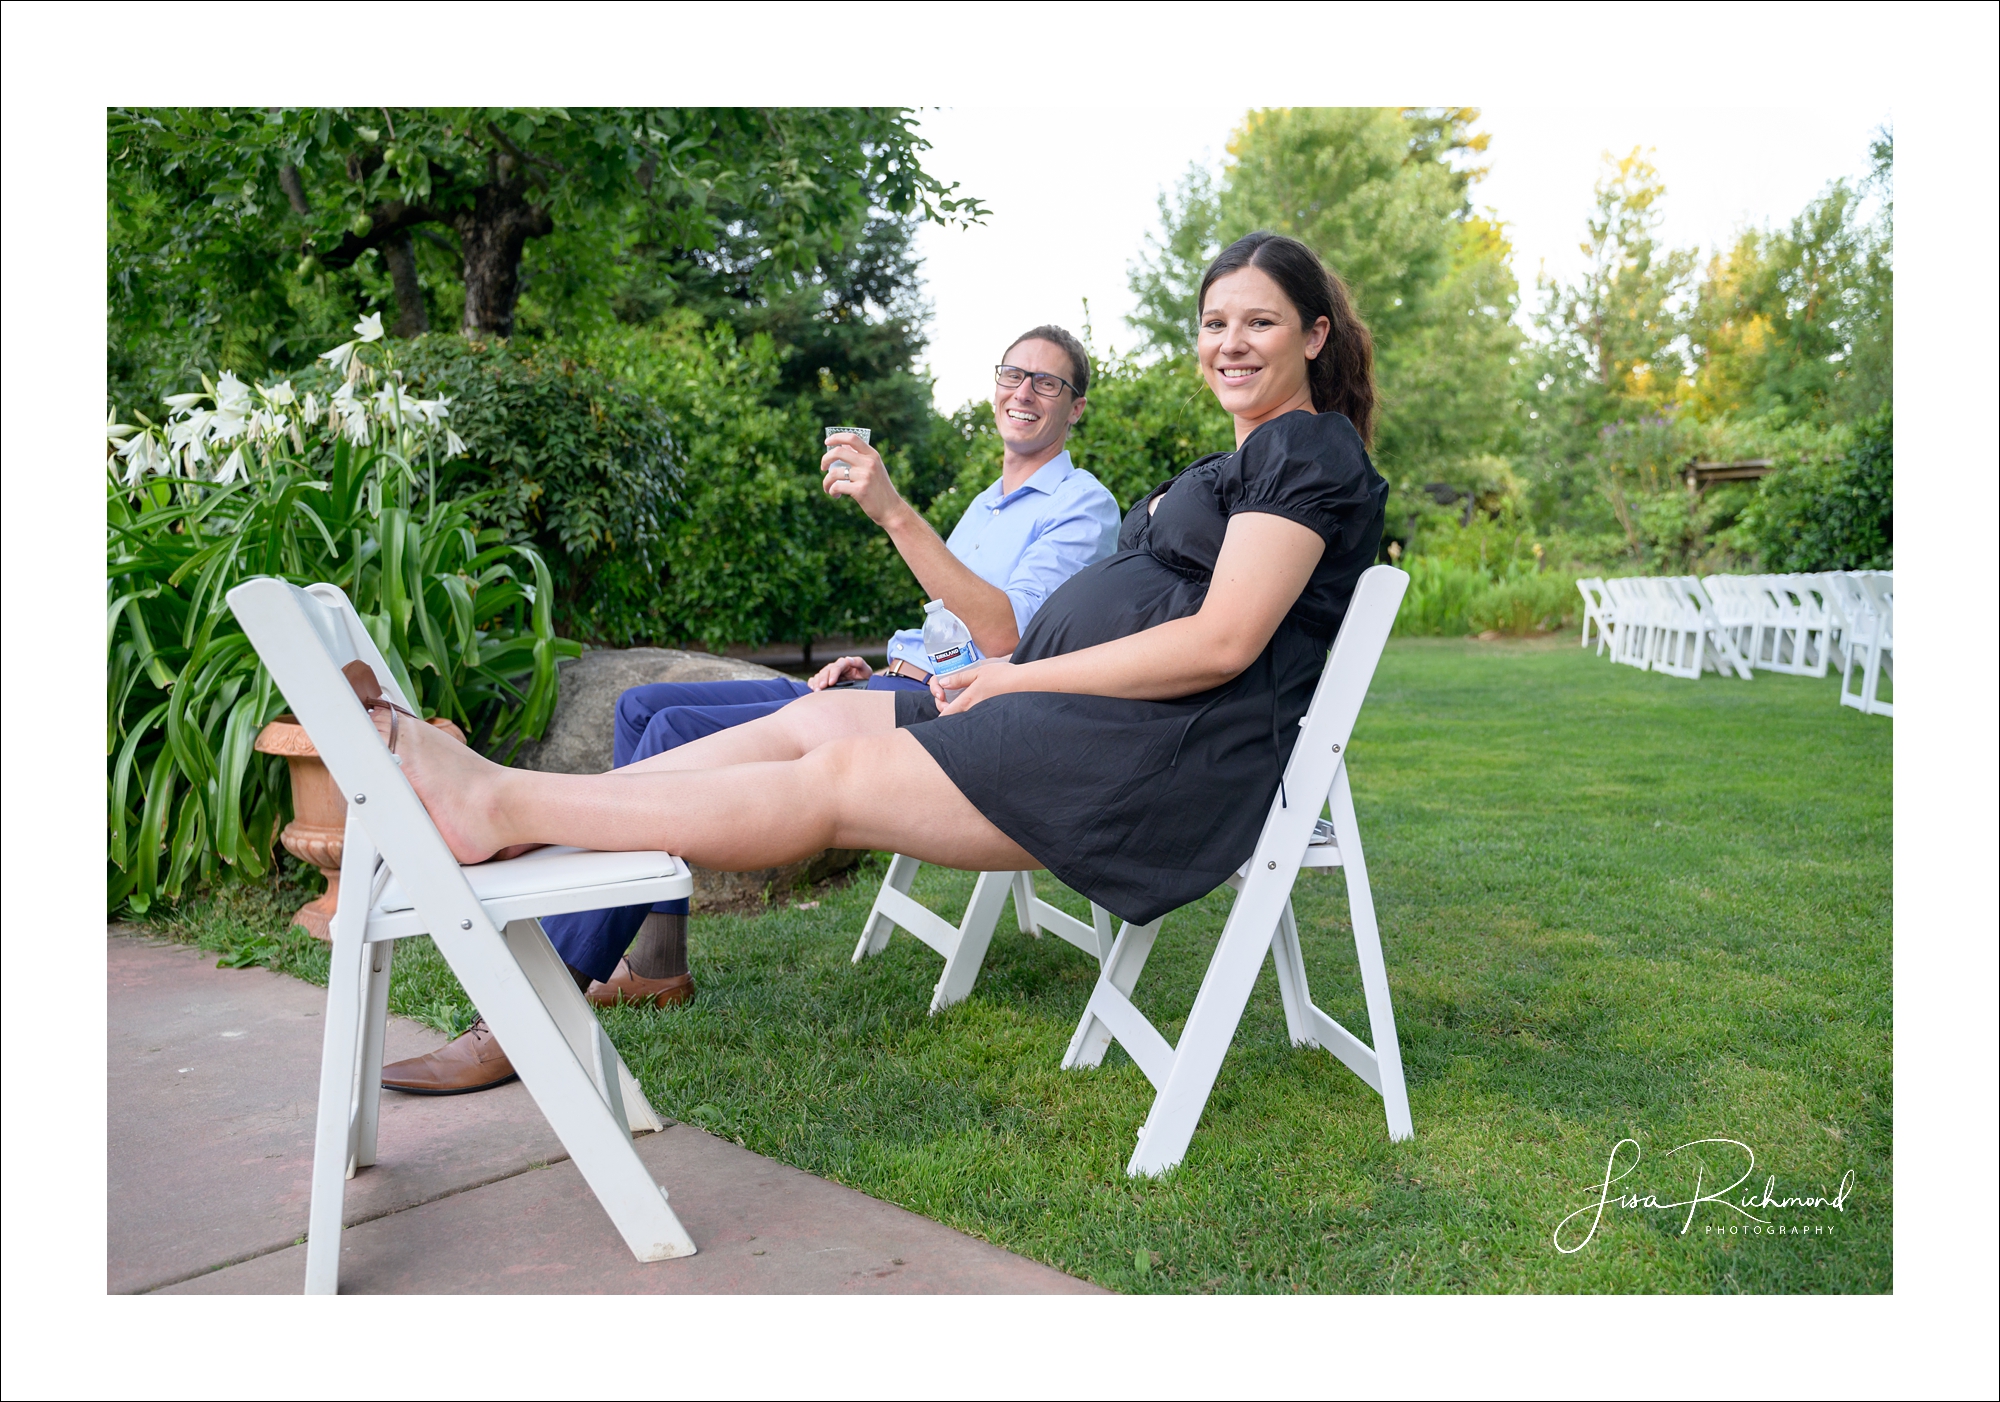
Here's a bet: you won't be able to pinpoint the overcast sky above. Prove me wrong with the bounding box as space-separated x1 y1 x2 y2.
910 104 1891 412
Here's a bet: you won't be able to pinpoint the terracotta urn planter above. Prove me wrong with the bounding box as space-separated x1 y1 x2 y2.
255 712 466 940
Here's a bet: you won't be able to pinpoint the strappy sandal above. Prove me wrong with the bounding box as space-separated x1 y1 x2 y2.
342 660 418 763
341 660 543 862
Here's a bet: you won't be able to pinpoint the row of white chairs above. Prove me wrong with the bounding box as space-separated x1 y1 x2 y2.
1576 571 1892 716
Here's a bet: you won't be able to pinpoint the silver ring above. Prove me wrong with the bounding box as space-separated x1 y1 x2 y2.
838 463 851 480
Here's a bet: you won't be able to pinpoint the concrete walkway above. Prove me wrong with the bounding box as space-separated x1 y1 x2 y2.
109 930 1100 1295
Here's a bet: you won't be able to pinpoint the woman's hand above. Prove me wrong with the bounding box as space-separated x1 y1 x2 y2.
932 659 1022 715
821 434 905 527
807 656 872 691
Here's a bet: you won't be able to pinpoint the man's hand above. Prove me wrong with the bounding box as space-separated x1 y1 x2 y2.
807 656 873 691
932 658 1021 715
821 434 907 528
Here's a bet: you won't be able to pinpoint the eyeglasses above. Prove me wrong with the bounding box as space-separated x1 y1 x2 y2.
994 364 1080 399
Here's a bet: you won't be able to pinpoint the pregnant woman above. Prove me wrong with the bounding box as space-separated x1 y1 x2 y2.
380 232 1388 927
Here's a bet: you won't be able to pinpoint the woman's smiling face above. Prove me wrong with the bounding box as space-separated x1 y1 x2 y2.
1197 265 1330 426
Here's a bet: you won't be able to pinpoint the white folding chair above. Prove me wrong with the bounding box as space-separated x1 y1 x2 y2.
1840 571 1894 717
854 861 1143 1014
1644 578 1705 680
227 579 699 1294
1761 576 1829 676
1787 576 1834 677
1065 565 1414 1177
1576 577 1615 655
1748 574 1819 674
1819 571 1871 672
1700 575 1762 672
1661 576 1753 680
1604 577 1658 671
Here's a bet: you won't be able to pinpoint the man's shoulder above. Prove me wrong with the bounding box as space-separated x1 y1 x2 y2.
1048 462 1119 515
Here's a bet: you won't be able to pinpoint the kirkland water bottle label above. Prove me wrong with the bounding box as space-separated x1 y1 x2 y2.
928 644 975 676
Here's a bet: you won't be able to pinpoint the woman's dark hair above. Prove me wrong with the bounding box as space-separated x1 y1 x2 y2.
1197 232 1376 446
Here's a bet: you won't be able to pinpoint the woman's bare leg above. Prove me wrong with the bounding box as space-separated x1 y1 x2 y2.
385 708 1036 873
618 688 895 774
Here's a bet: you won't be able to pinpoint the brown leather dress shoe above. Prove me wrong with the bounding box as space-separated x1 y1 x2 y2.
380 1018 518 1095
586 959 695 1009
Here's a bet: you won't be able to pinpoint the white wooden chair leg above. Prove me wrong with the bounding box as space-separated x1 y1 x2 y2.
929 871 1013 1014
1090 904 1117 965
352 939 394 1170
304 829 379 1295
856 854 921 962
1063 916 1163 1070
1330 769 1413 1142
1270 899 1316 1047
443 918 691 1261
502 920 627 1132
616 1059 666 1134
1127 897 1282 1177
1011 872 1039 935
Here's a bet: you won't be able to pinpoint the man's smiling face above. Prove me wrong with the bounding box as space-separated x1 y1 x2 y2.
991 337 1084 456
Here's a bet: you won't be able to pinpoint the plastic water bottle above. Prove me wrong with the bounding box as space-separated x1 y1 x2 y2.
922 599 980 678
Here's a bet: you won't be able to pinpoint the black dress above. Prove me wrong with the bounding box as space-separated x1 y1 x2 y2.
895 409 1388 925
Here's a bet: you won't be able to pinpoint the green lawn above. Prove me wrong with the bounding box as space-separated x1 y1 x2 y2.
162 635 1892 1293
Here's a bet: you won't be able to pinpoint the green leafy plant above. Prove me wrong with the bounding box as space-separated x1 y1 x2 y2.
107 317 574 915
321 333 684 647
1738 408 1892 571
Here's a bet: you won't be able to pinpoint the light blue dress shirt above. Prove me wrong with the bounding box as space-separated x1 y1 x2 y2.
885 450 1121 670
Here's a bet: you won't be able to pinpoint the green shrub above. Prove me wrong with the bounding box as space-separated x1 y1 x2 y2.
1739 407 1892 571
1393 557 1580 637
306 334 684 648
1467 565 1582 635
582 319 926 651
1392 555 1491 636
108 330 571 914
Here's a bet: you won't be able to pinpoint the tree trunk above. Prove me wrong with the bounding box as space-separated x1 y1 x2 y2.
278 165 311 216
382 231 429 337
454 182 553 339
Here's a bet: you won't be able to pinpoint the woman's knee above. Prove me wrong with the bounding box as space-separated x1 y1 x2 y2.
779 689 895 752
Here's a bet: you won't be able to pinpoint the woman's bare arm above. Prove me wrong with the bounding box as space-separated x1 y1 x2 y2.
935 511 1324 713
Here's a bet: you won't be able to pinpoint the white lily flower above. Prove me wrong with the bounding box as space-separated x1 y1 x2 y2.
245 408 282 444
444 429 467 457
163 391 208 414
215 371 253 414
116 431 164 484
259 379 296 407
118 445 148 487
169 409 215 461
353 312 386 343
107 407 136 445
209 375 253 441
215 445 247 484
331 381 371 444
320 341 357 376
301 391 320 422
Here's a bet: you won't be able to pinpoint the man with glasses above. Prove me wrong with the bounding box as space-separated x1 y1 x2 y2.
379 326 1121 1095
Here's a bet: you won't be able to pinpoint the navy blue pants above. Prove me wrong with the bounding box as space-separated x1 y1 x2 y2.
540 674 927 980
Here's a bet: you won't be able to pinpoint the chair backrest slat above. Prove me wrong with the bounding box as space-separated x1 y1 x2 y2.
227 577 485 935
1242 566 1410 881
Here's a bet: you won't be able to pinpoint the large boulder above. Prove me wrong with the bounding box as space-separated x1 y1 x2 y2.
510 647 865 911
